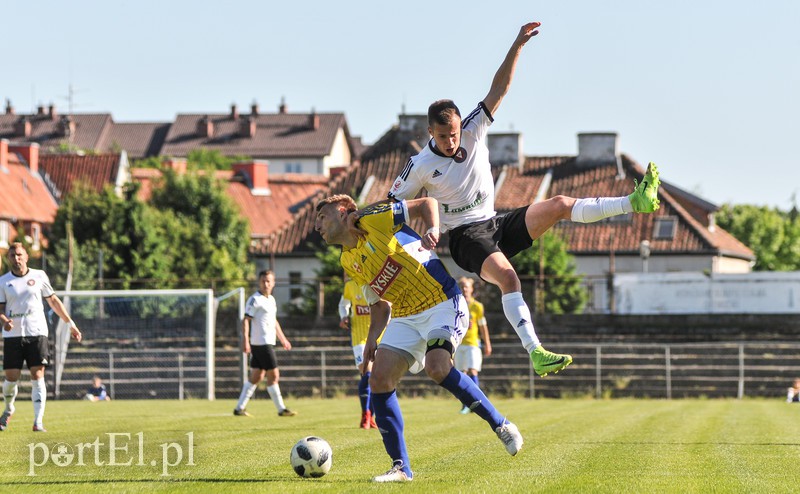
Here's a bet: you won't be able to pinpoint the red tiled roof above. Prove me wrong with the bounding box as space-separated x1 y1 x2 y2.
159 112 349 158
38 154 125 201
0 153 57 223
130 167 329 250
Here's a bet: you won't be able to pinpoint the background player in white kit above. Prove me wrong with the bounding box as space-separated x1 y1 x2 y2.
234 270 296 417
0 242 82 432
386 21 661 376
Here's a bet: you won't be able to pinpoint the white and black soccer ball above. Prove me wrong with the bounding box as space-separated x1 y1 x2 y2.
290 436 333 478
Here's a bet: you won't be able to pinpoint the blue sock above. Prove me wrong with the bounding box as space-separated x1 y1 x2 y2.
359 373 371 412
469 373 479 387
371 390 412 477
440 367 504 429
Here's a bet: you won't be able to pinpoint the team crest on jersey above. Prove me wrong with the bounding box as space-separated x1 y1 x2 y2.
369 257 402 296
27 279 36 286
392 180 402 192
351 262 362 274
453 147 467 163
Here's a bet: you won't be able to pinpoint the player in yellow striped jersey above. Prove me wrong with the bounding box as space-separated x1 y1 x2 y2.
315 194 522 483
338 275 382 429
454 277 492 414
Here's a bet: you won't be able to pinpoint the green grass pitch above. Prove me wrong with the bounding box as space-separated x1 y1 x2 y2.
0 397 797 493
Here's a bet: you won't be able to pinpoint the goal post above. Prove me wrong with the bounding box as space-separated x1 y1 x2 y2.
53 289 216 400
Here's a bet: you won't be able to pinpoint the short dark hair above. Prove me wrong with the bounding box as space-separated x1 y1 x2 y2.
258 270 274 278
428 99 461 127
315 194 357 214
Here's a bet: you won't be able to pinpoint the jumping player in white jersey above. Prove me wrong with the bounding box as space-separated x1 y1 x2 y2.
234 270 297 417
386 21 662 377
0 242 82 432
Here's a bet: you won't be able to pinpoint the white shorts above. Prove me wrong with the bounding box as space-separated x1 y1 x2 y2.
378 296 467 374
352 343 366 369
454 344 483 372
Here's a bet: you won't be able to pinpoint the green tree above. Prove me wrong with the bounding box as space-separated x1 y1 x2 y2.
509 230 588 314
716 204 800 271
47 183 173 289
149 169 251 289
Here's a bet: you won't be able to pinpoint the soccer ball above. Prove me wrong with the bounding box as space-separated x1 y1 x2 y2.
290 436 333 478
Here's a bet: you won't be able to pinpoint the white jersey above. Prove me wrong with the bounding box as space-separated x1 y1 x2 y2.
244 291 278 346
388 102 496 232
0 268 54 338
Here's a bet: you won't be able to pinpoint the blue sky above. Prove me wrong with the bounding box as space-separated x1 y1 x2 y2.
6 1 799 209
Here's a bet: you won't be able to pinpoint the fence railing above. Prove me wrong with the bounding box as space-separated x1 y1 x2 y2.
45 341 800 400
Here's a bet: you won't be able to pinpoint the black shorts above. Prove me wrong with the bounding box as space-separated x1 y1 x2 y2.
3 336 50 370
448 206 533 275
250 344 278 371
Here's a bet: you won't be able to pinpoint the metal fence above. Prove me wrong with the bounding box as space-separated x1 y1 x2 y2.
36 341 800 400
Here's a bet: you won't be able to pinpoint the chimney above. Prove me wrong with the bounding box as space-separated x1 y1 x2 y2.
308 108 319 130
251 101 259 117
48 104 57 120
36 105 46 116
239 116 256 138
163 158 187 174
278 97 287 114
488 132 524 170
14 118 31 138
397 114 429 149
0 139 8 167
232 160 270 196
10 142 40 173
196 116 214 138
576 132 618 168
56 115 76 137
231 103 239 121
5 99 14 115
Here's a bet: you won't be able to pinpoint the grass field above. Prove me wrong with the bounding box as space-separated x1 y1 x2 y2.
0 396 797 493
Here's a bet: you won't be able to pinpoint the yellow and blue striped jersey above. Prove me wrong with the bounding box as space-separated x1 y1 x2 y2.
461 298 486 347
341 279 372 345
340 201 459 318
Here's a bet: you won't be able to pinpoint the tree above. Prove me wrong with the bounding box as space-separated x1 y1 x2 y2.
716 204 800 271
46 171 253 291
149 170 252 289
509 230 588 314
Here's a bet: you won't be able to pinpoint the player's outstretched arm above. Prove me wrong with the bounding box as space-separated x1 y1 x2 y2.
483 21 541 116
406 197 440 250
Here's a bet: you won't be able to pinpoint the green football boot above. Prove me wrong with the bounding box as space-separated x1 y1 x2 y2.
530 346 573 377
628 162 661 213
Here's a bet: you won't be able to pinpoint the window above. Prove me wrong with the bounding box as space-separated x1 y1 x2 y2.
289 271 303 300
284 163 301 173
0 220 8 248
653 217 677 240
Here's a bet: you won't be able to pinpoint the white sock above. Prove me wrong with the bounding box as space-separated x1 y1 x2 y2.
501 292 540 353
3 380 18 415
31 378 46 427
236 382 258 411
267 384 287 412
571 197 633 223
